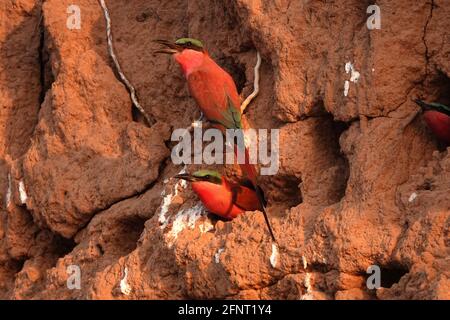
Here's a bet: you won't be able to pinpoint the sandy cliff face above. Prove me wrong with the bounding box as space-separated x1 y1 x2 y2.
0 0 448 299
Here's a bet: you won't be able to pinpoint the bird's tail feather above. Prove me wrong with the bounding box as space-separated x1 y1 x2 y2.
254 185 277 243
233 143 277 243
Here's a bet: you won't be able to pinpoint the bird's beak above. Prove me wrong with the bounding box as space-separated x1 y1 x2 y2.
414 99 430 111
153 39 181 55
174 173 196 182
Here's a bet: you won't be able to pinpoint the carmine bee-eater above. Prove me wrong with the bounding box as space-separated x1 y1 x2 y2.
175 170 265 220
156 38 277 242
414 99 450 144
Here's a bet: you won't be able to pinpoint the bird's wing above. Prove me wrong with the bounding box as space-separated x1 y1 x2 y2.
224 190 236 218
231 179 264 211
187 70 242 129
211 93 243 129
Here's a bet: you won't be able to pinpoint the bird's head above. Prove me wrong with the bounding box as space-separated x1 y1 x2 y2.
174 169 222 185
154 38 206 76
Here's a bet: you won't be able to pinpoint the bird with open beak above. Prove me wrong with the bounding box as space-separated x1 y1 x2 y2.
175 170 264 220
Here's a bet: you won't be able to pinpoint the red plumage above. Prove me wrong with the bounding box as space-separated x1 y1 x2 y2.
191 177 261 220
423 111 450 144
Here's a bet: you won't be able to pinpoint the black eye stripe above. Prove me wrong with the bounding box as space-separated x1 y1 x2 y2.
179 42 203 51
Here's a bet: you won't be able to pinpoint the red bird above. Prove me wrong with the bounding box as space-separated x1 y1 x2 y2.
414 99 450 144
175 170 264 220
156 38 242 125
156 38 276 241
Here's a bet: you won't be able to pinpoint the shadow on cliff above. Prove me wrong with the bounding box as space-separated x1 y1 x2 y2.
0 3 43 161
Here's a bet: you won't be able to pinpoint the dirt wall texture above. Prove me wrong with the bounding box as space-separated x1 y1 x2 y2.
0 0 448 299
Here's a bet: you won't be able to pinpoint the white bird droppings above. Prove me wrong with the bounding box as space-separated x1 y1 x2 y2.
120 267 132 296
166 203 207 247
199 219 214 234
408 192 418 203
270 243 279 268
5 173 12 208
158 166 188 229
158 194 173 227
344 81 350 97
302 255 308 270
344 62 360 96
214 248 225 264
300 273 314 300
18 180 27 204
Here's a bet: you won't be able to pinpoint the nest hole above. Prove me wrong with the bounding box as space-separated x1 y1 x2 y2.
265 175 303 210
217 56 247 94
379 264 409 288
102 215 147 256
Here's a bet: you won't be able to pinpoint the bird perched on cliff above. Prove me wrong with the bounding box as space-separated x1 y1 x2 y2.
175 170 265 220
155 38 276 241
414 99 450 144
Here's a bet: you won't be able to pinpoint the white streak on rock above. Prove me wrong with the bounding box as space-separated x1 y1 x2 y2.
18 180 27 204
158 193 173 227
300 273 314 300
350 70 360 83
344 80 350 97
199 219 214 234
270 243 279 268
178 177 187 189
166 203 207 247
5 173 12 208
344 62 360 96
408 192 417 203
302 255 308 270
120 267 132 296
214 248 225 264
158 166 188 229
345 62 352 73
